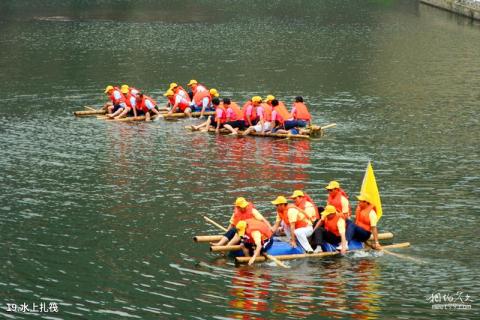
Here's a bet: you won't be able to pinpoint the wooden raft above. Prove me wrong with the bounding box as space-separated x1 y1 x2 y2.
96 111 215 122
187 127 311 140
235 242 411 264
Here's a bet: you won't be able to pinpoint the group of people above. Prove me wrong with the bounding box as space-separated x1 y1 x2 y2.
212 181 382 265
103 84 162 121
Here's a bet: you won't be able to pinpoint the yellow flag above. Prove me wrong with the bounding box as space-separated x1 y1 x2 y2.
360 161 383 221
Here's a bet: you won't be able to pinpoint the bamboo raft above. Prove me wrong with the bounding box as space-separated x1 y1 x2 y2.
186 123 336 140
235 242 411 264
93 111 215 122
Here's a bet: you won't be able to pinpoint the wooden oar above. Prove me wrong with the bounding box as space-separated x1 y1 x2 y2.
320 123 337 130
84 106 97 111
203 216 228 232
264 253 290 268
365 242 424 263
235 242 411 264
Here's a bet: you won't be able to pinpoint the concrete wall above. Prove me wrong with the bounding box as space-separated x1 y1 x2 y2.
421 0 480 20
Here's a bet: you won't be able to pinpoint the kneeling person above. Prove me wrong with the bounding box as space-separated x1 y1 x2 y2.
348 193 381 249
228 219 273 266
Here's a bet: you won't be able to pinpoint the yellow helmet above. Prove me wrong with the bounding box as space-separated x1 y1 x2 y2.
236 220 247 237
104 85 114 93
234 197 249 209
320 205 338 218
290 190 304 199
264 95 275 102
271 196 288 205
187 79 198 86
356 193 371 203
252 96 262 103
209 88 219 97
169 82 178 89
120 85 129 94
164 89 174 97
325 180 340 190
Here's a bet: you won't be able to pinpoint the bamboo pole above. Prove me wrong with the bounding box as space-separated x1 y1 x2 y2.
84 106 97 111
210 244 242 252
235 242 411 264
74 110 107 116
320 123 337 130
203 216 228 232
201 128 311 139
193 235 223 243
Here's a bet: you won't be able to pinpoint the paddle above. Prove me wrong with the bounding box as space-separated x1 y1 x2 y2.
365 242 424 264
320 123 337 130
203 216 289 268
84 106 97 111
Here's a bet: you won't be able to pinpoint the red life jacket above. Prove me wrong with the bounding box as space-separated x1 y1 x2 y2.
137 95 157 112
169 94 190 112
327 188 352 219
124 93 135 108
273 102 291 124
232 203 256 226
293 102 311 121
192 84 208 96
109 87 126 105
277 205 310 229
324 213 344 237
242 101 257 123
174 86 189 100
215 104 227 123
226 102 243 121
193 90 212 107
355 204 376 232
129 87 140 97
243 218 273 244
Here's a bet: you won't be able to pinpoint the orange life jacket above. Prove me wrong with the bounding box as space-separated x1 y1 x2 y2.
226 102 243 121
355 204 375 232
324 213 344 237
272 102 291 124
192 84 208 96
327 188 352 219
124 93 135 108
174 86 189 100
260 103 273 122
232 203 255 226
137 95 157 112
243 218 272 244
215 104 227 123
296 194 320 221
277 205 310 229
193 90 211 107
242 101 257 123
293 102 311 121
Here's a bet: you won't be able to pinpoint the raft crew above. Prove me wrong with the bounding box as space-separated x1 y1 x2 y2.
270 196 314 253
164 89 193 117
135 93 161 121
191 98 241 135
325 180 352 219
349 193 381 249
242 96 262 127
211 197 272 247
231 219 273 266
104 85 128 116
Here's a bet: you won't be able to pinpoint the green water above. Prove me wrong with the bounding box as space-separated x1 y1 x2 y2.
1 1 479 319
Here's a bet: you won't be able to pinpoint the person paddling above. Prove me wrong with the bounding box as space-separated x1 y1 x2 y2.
325 180 352 219
164 89 193 117
313 205 349 254
348 193 381 249
270 196 314 253
211 197 271 247
104 85 128 116
227 219 274 266
135 93 161 121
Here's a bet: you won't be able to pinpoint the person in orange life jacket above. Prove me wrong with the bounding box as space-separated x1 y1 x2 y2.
190 98 241 135
135 93 161 121
242 95 274 136
291 96 312 127
242 96 262 127
187 79 208 98
169 82 189 100
191 88 218 117
290 190 324 253
164 89 193 117
325 180 352 219
270 196 314 253
270 99 302 135
103 85 128 114
347 193 381 249
222 98 246 134
107 85 133 119
313 205 348 254
211 197 272 247
228 219 274 266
